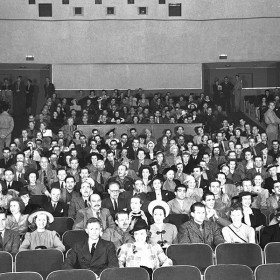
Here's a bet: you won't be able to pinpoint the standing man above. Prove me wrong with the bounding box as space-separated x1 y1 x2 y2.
44 77 55 99
220 76 234 113
0 102 14 158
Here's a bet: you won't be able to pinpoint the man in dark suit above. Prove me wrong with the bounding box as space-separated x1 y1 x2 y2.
246 156 268 180
188 145 203 171
44 77 55 99
63 217 119 275
43 188 68 217
192 165 209 191
104 150 120 176
127 138 140 160
0 147 13 169
0 208 20 256
101 182 127 220
1 168 24 195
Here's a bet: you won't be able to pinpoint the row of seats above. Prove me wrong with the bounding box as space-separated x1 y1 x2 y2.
0 264 279 280
1 243 280 277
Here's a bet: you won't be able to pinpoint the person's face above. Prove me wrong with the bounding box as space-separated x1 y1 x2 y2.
245 152 252 161
86 222 102 240
65 178 75 191
229 161 236 170
116 214 129 231
261 133 267 142
210 182 221 195
40 158 48 169
131 198 141 212
0 213 6 231
57 170 67 181
80 169 89 179
269 102 275 110
108 184 120 200
166 170 175 180
152 179 162 190
221 166 229 175
272 142 279 150
35 214 48 230
138 151 145 161
89 194 101 211
29 173 37 184
153 208 165 224
242 196 252 207
156 153 164 162
204 195 215 209
51 189 61 202
118 166 126 177
213 147 220 156
80 183 91 197
269 167 277 177
170 140 176 147
17 154 24 162
134 229 147 244
176 163 183 173
133 140 139 148
192 146 199 156
107 153 114 162
121 135 128 143
187 177 196 189
175 187 187 200
134 180 144 193
191 206 206 224
3 150 10 159
142 169 150 179
20 193 30 205
254 175 263 186
273 183 280 195
254 158 263 168
4 170 14 182
193 168 201 179
15 162 24 172
10 201 20 214
243 181 252 192
231 210 243 225
70 159 79 170
202 154 210 163
96 161 104 171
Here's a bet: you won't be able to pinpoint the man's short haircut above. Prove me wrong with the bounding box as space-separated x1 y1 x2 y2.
2 147 10 152
65 175 75 182
202 191 215 201
86 217 103 229
137 148 145 155
115 210 128 221
190 202 205 213
210 180 221 187
193 165 203 172
175 184 187 192
108 181 120 190
51 187 61 193
107 150 114 156
4 168 14 175
57 167 66 173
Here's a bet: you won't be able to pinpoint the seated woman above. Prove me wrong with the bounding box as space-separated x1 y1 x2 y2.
19 209 65 252
0 182 13 209
162 166 180 193
138 165 153 193
118 219 172 278
25 169 50 198
184 175 203 202
147 177 175 202
251 174 269 210
222 205 256 243
154 136 170 155
6 197 29 235
154 151 170 174
148 200 177 248
128 194 148 228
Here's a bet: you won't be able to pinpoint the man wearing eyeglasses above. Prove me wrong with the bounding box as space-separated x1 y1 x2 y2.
102 182 127 220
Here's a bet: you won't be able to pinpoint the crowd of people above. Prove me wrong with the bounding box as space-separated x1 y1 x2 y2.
0 75 279 277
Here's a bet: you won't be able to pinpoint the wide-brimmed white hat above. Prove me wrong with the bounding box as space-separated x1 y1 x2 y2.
148 200 170 217
28 210 54 224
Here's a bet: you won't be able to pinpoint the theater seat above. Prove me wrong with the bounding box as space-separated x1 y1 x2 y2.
62 230 88 252
165 214 189 230
0 252 13 273
48 217 74 237
215 243 263 271
100 268 149 280
255 264 280 280
15 249 64 279
204 264 254 280
46 269 96 280
166 244 213 273
0 272 43 280
153 265 201 280
264 242 280 263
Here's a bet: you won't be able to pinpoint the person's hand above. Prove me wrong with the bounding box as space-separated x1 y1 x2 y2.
256 225 264 231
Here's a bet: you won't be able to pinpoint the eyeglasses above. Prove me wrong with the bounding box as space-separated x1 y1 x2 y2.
110 190 120 193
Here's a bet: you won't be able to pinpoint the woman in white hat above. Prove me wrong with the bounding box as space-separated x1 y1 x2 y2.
19 209 65 252
148 200 178 248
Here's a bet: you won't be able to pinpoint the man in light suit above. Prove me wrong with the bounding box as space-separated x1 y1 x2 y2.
129 149 152 175
246 156 269 180
63 217 118 275
168 185 196 215
0 208 20 257
90 160 111 187
0 102 14 157
73 193 115 230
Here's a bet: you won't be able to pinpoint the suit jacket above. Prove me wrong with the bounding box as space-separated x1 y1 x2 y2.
73 207 115 230
168 198 196 215
0 158 13 169
68 196 86 220
178 219 224 249
101 197 127 219
260 223 280 249
246 167 268 181
90 171 111 186
62 238 118 275
1 229 20 256
43 200 68 217
127 148 139 161
241 208 266 229
104 160 120 176
44 82 55 98
148 190 175 202
130 159 152 174
60 189 80 205
1 180 23 195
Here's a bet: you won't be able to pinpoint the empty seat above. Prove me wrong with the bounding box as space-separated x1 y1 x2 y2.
62 230 88 252
153 265 201 280
15 249 64 279
48 217 74 237
0 252 13 273
264 242 280 263
100 267 149 280
0 272 43 280
166 244 213 273
30 195 49 207
255 264 280 280
204 264 254 280
165 214 189 230
46 269 96 280
215 243 263 271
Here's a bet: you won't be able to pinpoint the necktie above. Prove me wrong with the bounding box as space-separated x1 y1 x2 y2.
0 232 2 250
90 243 96 256
113 199 118 211
53 203 57 210
18 173 21 180
84 200 88 207
99 172 104 185
96 212 101 220
199 225 203 234
60 182 64 188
